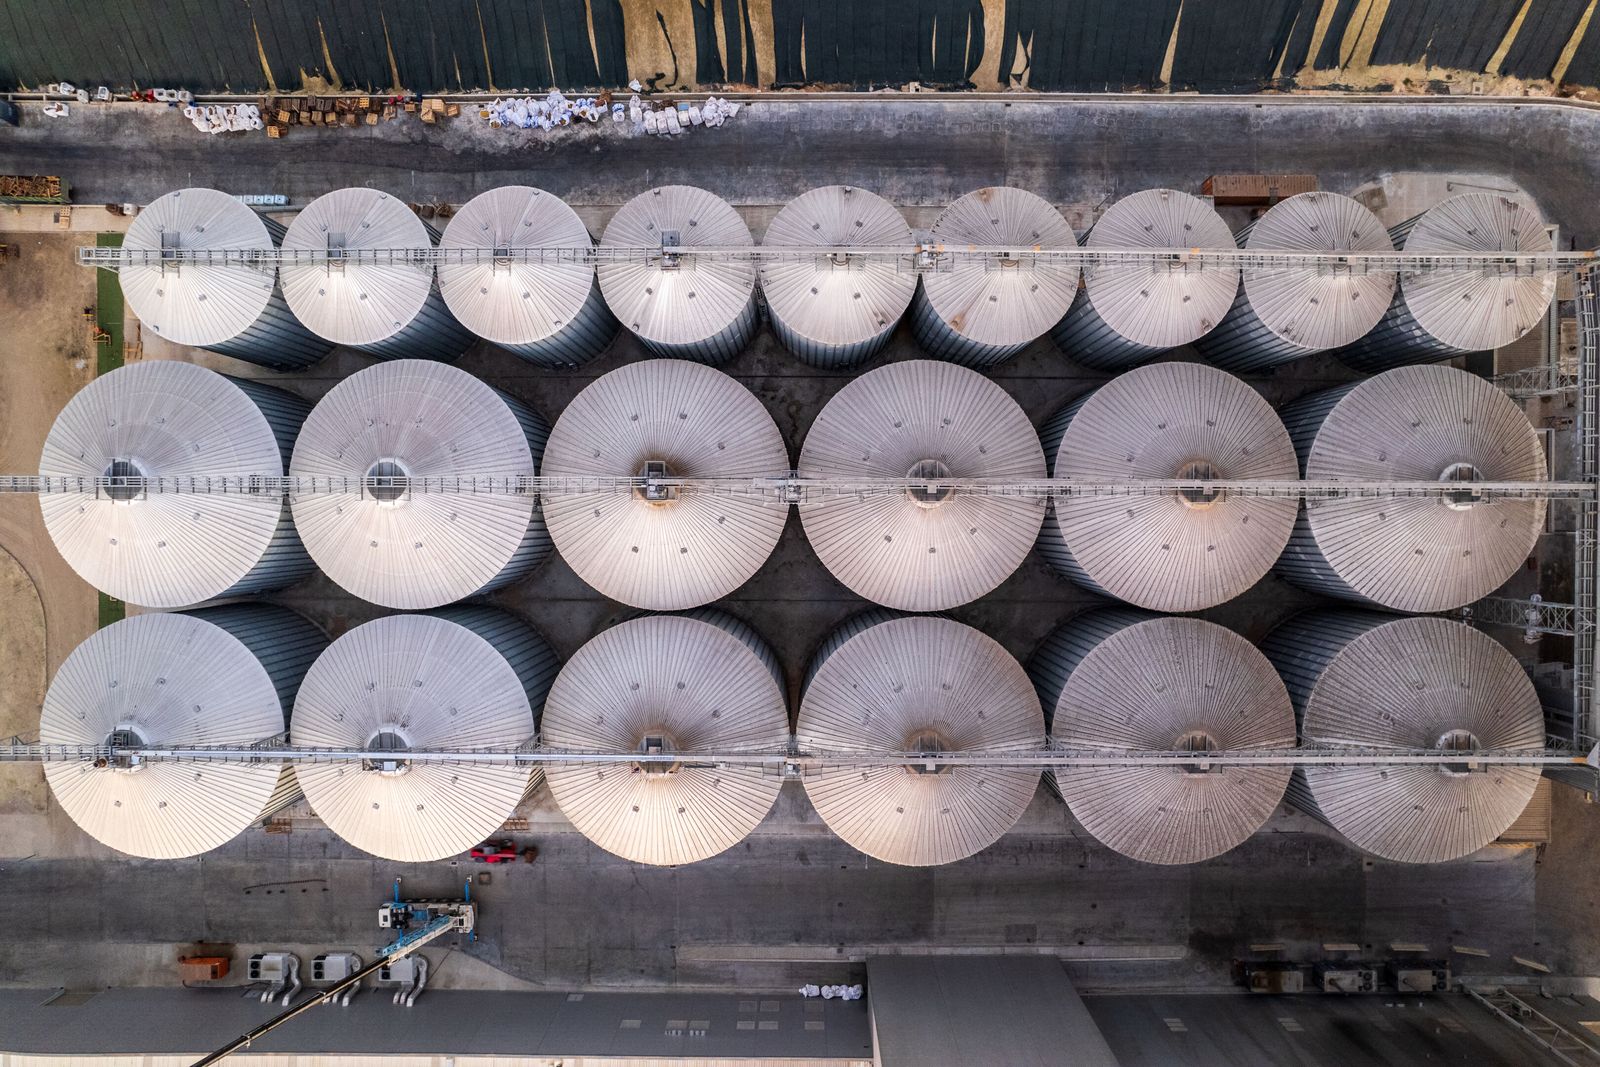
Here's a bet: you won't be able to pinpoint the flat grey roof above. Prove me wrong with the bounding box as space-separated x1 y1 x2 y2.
866 955 1120 1067
0 987 872 1061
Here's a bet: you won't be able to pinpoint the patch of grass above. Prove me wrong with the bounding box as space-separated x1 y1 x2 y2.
94 232 124 376
97 591 124 629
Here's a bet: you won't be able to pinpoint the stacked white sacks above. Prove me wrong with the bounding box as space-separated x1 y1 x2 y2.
482 90 607 130
182 102 263 134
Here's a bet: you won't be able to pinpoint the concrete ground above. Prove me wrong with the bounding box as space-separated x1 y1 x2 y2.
0 96 1595 997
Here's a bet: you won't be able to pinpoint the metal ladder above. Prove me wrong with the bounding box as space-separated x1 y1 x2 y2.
1465 985 1600 1065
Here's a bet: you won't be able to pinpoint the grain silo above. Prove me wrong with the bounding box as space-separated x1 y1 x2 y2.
290 608 558 863
1264 611 1544 863
39 605 325 859
1195 191 1396 372
540 611 790 866
279 188 473 361
598 185 757 364
911 187 1080 368
119 188 330 370
1040 362 1299 612
437 186 618 368
289 359 550 609
1051 188 1240 370
1029 610 1295 865
796 613 1044 867
1277 365 1546 612
798 359 1046 611
758 185 916 368
1337 193 1557 371
39 361 314 609
539 359 789 609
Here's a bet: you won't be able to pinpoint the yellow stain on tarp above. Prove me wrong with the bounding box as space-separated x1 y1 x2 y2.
476 0 497 92
1485 0 1534 76
252 19 279 94
1340 0 1391 73
317 18 344 90
1158 0 1183 87
1553 0 1599 85
1297 0 1347 76
381 12 403 93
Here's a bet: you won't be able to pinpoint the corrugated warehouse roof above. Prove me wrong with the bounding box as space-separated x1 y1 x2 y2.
288 359 550 609
797 613 1044 866
1277 365 1546 612
40 606 325 858
1030 610 1295 864
1040 361 1299 612
539 359 790 610
540 611 790 866
798 359 1046 611
1265 611 1545 863
38 361 314 608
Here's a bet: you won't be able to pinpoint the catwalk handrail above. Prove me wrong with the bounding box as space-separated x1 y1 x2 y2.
0 474 1587 501
0 742 1590 769
74 244 1599 273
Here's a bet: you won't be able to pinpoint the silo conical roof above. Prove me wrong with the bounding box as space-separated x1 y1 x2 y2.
798 359 1046 611
1052 188 1240 369
797 614 1044 866
540 359 790 609
598 185 757 364
1041 362 1299 612
289 359 550 609
912 187 1080 367
541 611 790 866
759 185 916 368
1030 611 1295 864
280 188 471 361
1265 611 1544 863
40 606 324 858
1196 191 1396 371
120 188 329 369
290 610 555 862
1278 365 1546 612
1339 193 1557 370
39 361 313 608
438 186 617 368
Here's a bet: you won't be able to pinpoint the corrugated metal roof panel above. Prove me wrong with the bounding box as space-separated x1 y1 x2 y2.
1265 611 1544 863
798 359 1046 611
40 606 324 858
541 612 789 866
38 362 313 608
1277 365 1546 612
438 186 617 369
289 360 548 609
598 186 757 364
1030 611 1294 864
758 185 916 367
1041 362 1299 612
539 360 789 610
1053 188 1240 370
797 614 1044 866
290 611 550 862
